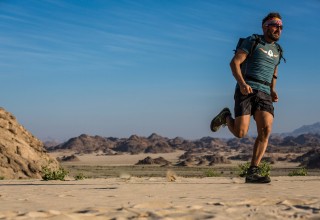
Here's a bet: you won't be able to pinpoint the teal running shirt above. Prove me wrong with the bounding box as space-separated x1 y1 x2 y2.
236 35 281 95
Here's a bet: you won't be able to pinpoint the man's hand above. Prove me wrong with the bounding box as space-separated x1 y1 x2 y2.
240 83 253 95
271 89 279 102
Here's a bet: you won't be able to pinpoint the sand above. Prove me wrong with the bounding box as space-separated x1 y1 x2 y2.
1 152 319 219
50 151 185 166
1 176 320 219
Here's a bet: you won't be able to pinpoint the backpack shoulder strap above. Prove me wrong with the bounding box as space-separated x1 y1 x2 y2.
275 42 286 63
248 34 261 57
233 34 262 57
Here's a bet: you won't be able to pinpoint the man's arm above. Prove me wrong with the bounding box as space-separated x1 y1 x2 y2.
230 49 253 95
270 66 278 102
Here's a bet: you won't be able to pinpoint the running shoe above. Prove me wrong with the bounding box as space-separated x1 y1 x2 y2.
210 107 231 132
245 166 271 184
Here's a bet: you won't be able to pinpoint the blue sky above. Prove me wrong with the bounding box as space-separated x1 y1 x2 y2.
1 0 320 141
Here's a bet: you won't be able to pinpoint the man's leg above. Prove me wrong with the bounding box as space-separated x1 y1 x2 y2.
251 110 273 166
245 110 273 183
226 115 251 138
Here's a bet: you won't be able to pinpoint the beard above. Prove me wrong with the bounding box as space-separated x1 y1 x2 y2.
267 29 280 42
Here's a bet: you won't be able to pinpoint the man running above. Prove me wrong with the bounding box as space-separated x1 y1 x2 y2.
210 12 284 183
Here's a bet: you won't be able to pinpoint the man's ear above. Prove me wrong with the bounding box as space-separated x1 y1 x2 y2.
262 25 268 33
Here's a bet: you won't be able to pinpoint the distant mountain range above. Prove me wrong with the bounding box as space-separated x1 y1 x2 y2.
281 122 320 137
42 122 320 169
45 133 320 155
44 122 320 155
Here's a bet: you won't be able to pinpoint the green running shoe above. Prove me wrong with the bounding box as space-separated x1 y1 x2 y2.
210 107 231 132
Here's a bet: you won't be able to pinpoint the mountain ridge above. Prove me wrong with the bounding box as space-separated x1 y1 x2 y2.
45 122 320 154
282 122 320 137
46 133 320 155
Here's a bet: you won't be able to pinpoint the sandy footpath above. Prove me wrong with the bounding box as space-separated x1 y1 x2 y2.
0 176 320 220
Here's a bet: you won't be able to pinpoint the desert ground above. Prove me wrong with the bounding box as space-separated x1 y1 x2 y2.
1 152 320 220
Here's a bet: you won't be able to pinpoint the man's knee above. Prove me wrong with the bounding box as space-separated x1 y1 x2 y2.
254 110 274 141
232 115 250 138
257 125 272 141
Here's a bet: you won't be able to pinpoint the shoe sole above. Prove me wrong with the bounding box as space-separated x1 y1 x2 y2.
245 180 271 184
245 178 271 184
210 108 230 132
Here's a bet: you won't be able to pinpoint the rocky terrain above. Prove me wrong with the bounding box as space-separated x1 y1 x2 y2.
48 133 183 154
47 133 320 155
0 107 59 179
292 148 320 168
45 129 320 168
2 106 319 180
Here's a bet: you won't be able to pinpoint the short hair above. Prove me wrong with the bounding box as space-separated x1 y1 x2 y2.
262 12 282 25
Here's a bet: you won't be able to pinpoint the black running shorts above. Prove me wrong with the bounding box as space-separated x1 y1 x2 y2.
234 89 274 118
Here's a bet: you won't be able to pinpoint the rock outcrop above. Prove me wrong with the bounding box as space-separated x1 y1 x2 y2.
50 134 116 154
136 156 170 166
293 148 320 168
0 107 59 179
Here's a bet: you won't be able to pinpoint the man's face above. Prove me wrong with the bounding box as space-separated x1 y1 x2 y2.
266 24 282 41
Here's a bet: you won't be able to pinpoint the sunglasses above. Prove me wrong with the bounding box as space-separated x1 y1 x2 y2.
267 24 283 30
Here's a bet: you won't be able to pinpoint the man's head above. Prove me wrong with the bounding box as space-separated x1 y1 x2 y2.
262 12 282 42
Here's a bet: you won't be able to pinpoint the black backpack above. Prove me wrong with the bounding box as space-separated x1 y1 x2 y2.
234 34 286 64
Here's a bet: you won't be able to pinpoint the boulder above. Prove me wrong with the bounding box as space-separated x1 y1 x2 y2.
57 154 80 162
